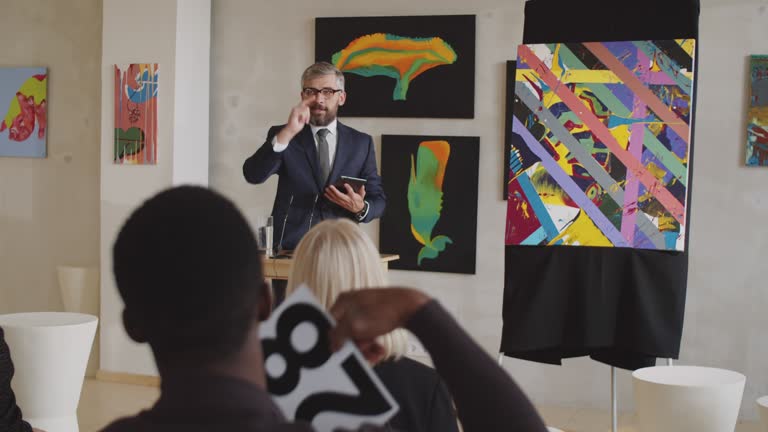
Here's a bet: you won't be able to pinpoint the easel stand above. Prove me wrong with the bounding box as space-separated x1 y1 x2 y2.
610 359 674 432
497 353 674 432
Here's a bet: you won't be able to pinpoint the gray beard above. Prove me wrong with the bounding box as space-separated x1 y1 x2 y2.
310 111 337 127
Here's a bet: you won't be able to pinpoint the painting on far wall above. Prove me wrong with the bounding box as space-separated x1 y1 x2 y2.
506 40 695 252
114 63 158 165
379 134 479 274
747 55 768 166
315 15 475 118
0 67 47 158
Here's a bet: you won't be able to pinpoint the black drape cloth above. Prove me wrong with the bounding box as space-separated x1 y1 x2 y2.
500 0 700 370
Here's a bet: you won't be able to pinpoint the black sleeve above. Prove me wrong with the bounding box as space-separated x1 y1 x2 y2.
406 301 548 432
243 125 284 184
427 376 460 432
357 134 386 222
0 327 32 432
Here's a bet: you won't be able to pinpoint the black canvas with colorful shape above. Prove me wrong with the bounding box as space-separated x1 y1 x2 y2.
315 15 475 118
379 135 479 274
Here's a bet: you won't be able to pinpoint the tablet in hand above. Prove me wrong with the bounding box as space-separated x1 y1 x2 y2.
334 175 367 193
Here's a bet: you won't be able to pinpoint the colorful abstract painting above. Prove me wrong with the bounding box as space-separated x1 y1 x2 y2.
380 135 479 274
506 40 695 252
0 67 47 158
114 63 158 164
315 15 475 118
746 55 768 166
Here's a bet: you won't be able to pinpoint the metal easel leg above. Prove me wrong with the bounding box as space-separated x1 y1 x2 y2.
611 366 618 432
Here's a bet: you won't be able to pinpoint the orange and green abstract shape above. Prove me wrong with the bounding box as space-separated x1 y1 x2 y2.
408 140 452 265
332 33 457 101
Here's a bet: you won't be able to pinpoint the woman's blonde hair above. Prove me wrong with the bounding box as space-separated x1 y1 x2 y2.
287 219 409 360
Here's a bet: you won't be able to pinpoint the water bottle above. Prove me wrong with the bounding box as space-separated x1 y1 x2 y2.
265 216 274 257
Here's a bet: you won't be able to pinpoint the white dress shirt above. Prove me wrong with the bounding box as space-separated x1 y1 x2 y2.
271 119 338 168
270 119 369 220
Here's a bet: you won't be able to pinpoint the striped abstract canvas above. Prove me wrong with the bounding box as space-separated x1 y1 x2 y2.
505 40 695 251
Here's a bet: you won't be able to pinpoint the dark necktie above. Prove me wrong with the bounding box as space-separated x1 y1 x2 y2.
316 128 330 184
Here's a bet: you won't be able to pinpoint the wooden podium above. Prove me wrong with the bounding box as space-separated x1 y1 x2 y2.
262 254 400 280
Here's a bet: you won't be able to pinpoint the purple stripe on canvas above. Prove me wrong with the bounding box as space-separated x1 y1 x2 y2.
622 50 651 244
513 116 628 247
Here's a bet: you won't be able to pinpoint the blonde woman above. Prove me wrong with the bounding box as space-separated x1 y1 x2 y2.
287 219 459 432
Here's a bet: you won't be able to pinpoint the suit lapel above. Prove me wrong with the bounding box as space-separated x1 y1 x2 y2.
297 125 323 191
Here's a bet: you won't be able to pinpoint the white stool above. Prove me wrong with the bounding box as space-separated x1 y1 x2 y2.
56 266 100 377
757 396 768 432
633 365 745 432
0 312 98 432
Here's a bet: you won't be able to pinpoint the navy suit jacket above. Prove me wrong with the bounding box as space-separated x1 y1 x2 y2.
243 122 386 250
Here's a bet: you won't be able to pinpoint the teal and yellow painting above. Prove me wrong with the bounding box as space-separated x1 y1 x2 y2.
408 140 453 265
380 134 479 274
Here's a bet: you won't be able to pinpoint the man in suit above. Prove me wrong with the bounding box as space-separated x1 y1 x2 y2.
243 62 386 255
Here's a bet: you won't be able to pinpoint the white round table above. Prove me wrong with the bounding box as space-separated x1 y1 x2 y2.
633 365 745 432
757 395 768 432
0 312 98 432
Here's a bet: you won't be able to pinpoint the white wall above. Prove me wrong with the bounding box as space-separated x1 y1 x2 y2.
173 0 211 186
0 0 101 314
210 0 768 422
682 0 768 419
99 0 179 376
99 0 212 376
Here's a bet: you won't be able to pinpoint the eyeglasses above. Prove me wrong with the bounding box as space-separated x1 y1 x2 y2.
302 87 343 98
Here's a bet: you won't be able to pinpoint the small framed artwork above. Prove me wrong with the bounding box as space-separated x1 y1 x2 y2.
747 55 768 166
114 63 159 165
0 67 47 158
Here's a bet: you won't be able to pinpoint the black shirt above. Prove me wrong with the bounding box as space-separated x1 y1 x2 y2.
101 301 547 432
374 357 458 432
0 326 32 432
101 373 313 432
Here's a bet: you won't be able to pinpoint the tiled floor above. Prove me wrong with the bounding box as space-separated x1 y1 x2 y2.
536 405 763 432
77 379 159 432
76 378 763 432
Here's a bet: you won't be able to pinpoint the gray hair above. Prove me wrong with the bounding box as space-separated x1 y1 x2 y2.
301 62 345 90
